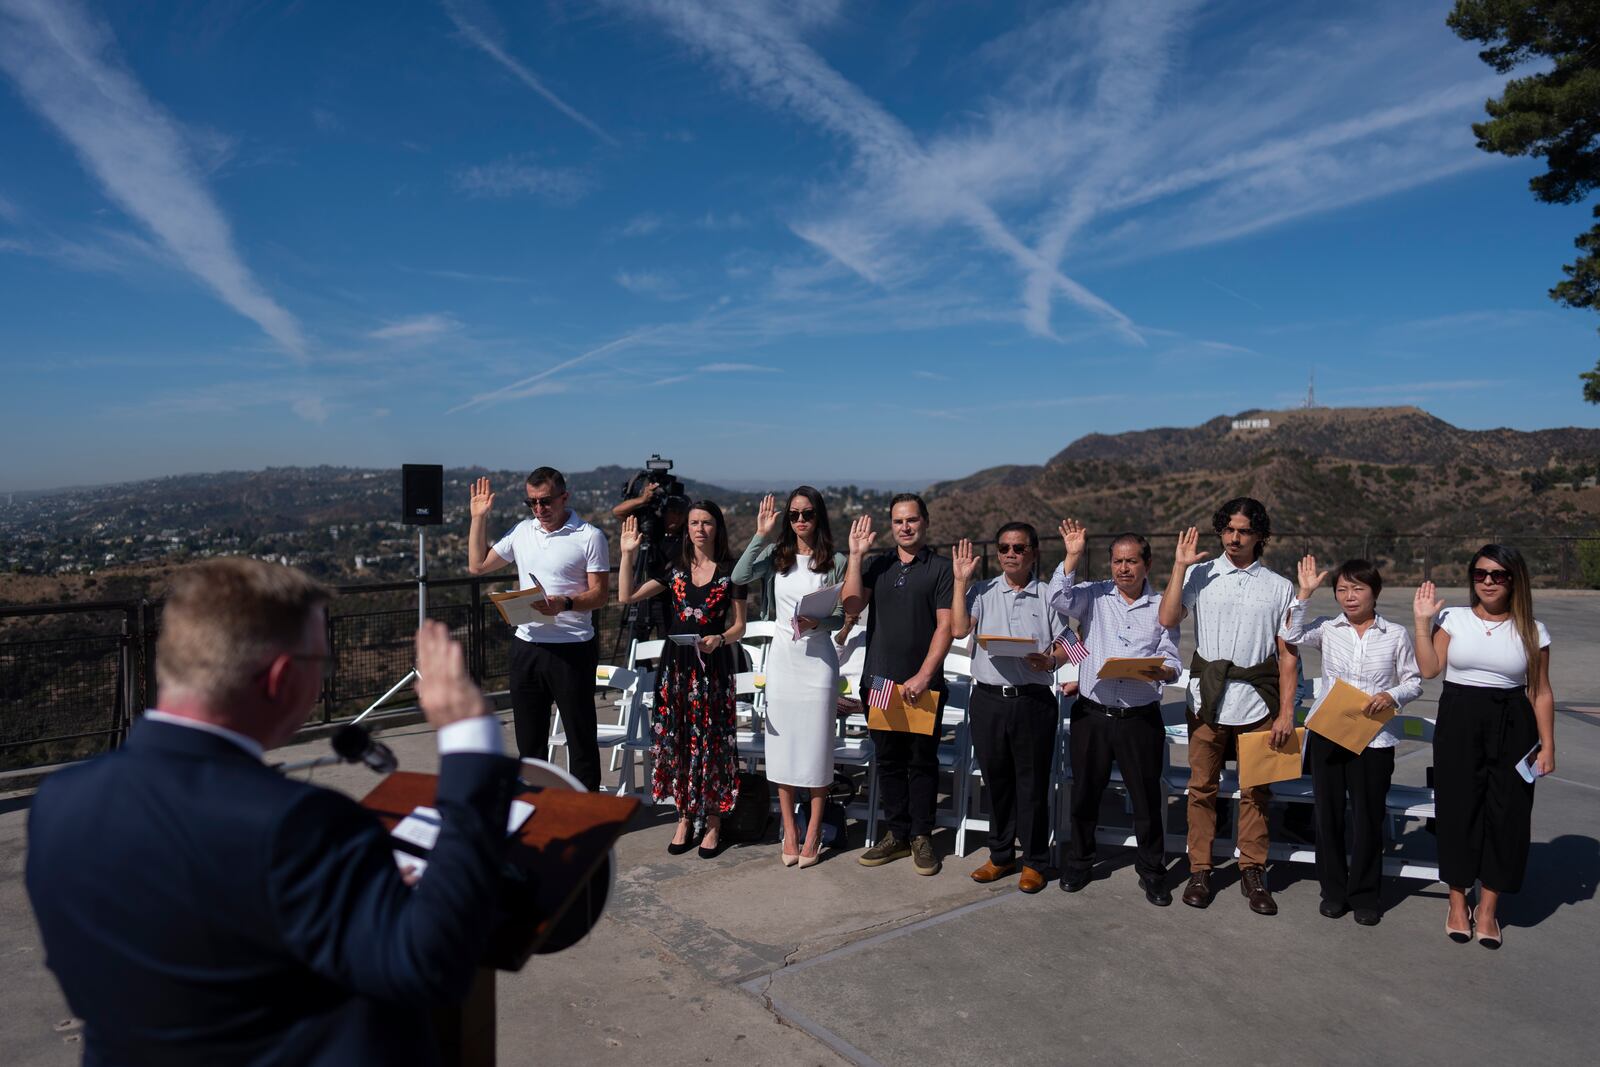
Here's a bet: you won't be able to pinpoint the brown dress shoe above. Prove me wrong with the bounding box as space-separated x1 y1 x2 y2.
1018 867 1047 894
1240 866 1277 915
1182 871 1212 909
970 859 1017 884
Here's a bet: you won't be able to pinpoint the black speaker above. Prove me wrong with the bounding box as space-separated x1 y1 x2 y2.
401 464 444 526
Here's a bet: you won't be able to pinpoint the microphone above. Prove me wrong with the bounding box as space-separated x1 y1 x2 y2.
274 724 397 775
331 724 398 774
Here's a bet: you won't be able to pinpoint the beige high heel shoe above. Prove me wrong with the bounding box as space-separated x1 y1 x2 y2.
781 850 799 867
798 842 823 869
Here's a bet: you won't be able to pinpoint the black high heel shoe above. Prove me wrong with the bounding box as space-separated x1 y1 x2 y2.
697 825 727 859
666 822 700 856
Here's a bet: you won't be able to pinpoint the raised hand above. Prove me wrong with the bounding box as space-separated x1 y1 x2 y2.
1058 518 1087 557
619 515 642 555
469 476 495 518
1413 581 1443 622
1297 554 1329 600
415 620 489 727
848 514 876 556
952 538 980 582
1174 526 1210 569
755 494 779 539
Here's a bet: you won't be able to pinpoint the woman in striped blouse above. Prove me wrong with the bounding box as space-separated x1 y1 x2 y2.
1286 557 1422 927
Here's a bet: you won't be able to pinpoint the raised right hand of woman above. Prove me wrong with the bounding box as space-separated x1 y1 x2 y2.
1297 554 1329 601
1413 581 1443 622
619 515 641 555
755 493 779 539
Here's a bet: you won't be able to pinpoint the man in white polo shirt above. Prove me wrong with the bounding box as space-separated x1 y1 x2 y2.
1158 496 1299 916
468 467 610 790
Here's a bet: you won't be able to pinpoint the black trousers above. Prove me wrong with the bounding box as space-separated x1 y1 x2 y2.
1434 681 1538 893
1066 700 1166 881
869 690 947 840
969 685 1058 869
1307 732 1394 910
509 636 601 791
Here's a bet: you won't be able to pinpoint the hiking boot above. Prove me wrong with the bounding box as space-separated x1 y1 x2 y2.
910 835 941 876
858 831 911 867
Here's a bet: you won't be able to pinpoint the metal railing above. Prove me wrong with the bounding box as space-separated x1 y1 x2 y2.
2 533 1596 772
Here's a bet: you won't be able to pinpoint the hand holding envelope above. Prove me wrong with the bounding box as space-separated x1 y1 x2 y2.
1237 727 1305 789
1305 678 1397 753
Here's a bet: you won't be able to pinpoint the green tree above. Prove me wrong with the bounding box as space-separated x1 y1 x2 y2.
1448 2 1600 401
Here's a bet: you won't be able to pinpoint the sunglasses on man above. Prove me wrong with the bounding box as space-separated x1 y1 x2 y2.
1470 567 1512 586
996 542 1033 556
524 494 564 510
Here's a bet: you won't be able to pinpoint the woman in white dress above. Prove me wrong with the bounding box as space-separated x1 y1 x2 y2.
731 487 847 867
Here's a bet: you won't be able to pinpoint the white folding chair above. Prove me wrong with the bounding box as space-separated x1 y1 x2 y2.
547 665 641 791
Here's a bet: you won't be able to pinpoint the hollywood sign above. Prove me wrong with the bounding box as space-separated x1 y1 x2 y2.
1231 418 1271 431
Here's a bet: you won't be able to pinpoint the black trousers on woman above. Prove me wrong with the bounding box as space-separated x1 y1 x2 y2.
1307 732 1394 911
1433 681 1538 893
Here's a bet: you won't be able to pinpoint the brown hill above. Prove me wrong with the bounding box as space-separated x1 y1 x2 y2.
925 407 1600 576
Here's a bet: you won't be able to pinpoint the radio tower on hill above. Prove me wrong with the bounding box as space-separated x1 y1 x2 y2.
1304 368 1317 409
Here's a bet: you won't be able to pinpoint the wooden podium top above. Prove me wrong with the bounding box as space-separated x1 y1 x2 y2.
361 771 638 969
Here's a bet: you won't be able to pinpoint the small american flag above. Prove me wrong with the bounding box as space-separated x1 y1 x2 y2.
1053 631 1089 665
867 675 895 711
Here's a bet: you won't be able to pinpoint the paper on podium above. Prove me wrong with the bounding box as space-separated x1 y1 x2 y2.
865 680 939 735
1099 656 1167 681
1305 678 1394 753
1237 727 1305 789
489 585 546 626
976 634 1040 658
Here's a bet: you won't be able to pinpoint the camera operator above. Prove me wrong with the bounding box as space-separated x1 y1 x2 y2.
614 461 688 642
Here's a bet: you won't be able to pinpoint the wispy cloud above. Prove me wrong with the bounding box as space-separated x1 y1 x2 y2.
697 362 777 373
439 0 617 145
367 313 459 341
616 0 1139 342
454 159 589 202
447 326 665 413
613 270 680 298
0 0 306 356
618 212 665 238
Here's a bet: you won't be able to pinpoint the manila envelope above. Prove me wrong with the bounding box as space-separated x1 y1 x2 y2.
1237 727 1305 789
1305 677 1396 754
866 682 939 736
489 584 546 626
1099 656 1168 681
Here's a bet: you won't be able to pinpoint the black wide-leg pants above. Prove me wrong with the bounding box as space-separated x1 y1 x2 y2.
1433 681 1538 894
1307 731 1394 911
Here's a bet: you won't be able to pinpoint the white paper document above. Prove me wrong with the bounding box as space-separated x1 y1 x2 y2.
489 585 547 626
667 633 702 646
1515 741 1545 784
392 800 537 852
392 851 429 879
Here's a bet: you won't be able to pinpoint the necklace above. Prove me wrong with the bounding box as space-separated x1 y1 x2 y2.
1473 608 1511 638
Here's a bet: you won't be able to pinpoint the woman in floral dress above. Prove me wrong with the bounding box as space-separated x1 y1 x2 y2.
618 501 747 856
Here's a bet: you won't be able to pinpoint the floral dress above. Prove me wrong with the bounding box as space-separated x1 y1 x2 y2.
652 564 748 826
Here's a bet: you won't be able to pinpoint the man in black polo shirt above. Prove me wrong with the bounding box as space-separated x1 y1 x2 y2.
842 493 954 875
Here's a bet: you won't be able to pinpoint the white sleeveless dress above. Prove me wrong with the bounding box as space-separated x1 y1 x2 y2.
762 559 840 788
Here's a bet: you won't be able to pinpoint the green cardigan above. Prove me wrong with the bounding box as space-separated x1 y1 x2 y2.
730 532 849 628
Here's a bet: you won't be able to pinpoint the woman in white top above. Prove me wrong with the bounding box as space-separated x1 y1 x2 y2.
1414 544 1555 950
730 488 847 868
1287 557 1422 926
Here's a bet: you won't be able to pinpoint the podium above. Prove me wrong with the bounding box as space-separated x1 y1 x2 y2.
361 771 638 1067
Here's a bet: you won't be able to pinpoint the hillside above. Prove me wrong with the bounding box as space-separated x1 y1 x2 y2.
926 406 1600 555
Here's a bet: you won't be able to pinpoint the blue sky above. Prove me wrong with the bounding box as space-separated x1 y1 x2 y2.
1 0 1596 493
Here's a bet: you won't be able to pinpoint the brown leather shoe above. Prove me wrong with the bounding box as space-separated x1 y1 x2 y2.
970 859 1017 884
1018 867 1047 894
1240 866 1277 915
1182 871 1212 909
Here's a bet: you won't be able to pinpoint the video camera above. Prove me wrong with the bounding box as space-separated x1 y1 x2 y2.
619 454 688 538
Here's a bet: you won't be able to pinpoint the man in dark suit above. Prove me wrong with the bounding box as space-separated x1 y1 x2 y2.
27 557 518 1066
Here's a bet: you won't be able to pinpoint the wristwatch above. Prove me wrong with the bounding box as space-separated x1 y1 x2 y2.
561 595 574 612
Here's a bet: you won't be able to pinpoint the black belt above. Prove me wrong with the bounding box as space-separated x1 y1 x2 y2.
975 681 1054 700
1074 696 1159 720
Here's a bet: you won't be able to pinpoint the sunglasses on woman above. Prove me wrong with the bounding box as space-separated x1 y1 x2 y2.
787 508 816 522
1470 567 1512 586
